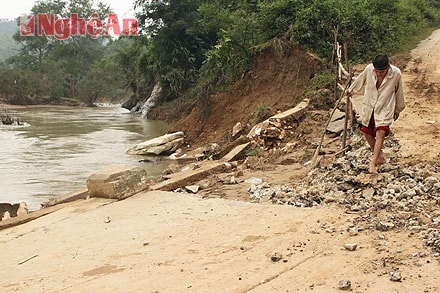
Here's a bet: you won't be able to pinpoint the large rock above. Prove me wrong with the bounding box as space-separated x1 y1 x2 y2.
326 109 346 134
86 165 149 200
126 131 184 155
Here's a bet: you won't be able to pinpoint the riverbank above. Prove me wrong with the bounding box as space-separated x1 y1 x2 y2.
0 95 88 109
1 103 69 109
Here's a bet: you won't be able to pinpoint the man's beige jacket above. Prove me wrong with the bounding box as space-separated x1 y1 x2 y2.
348 64 405 127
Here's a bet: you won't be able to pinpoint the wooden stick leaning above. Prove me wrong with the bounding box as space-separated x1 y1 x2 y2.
342 42 352 149
309 72 354 169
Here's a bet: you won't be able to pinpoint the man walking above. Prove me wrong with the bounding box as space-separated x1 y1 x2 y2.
347 53 405 173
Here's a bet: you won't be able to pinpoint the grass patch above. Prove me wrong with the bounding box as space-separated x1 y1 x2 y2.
252 103 268 123
246 146 262 157
397 27 439 54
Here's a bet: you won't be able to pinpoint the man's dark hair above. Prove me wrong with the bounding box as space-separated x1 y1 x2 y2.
372 53 389 70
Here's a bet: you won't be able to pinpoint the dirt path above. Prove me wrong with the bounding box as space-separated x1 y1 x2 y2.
1 191 439 292
393 30 440 162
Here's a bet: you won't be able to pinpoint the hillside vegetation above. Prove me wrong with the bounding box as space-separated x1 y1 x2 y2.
0 0 439 109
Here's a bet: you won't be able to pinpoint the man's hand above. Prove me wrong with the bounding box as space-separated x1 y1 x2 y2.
394 112 400 121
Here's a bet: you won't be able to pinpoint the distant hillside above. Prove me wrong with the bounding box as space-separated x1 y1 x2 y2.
0 19 19 62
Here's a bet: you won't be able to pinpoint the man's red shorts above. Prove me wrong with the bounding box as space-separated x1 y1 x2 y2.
361 114 390 137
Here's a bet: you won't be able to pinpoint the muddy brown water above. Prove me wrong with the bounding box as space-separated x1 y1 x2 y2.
0 105 171 210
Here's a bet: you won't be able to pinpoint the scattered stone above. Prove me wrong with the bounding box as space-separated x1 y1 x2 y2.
185 185 200 194
389 270 402 282
104 217 111 223
232 122 243 137
338 280 351 290
376 222 395 232
418 251 429 257
348 227 359 236
242 135 440 257
245 177 263 184
362 188 375 200
344 243 358 251
350 205 362 212
270 252 283 262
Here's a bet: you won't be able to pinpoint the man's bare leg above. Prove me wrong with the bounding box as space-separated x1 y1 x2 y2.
363 132 385 165
369 129 386 174
363 132 376 150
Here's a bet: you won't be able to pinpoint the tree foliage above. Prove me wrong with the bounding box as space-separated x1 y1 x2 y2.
132 0 440 105
1 0 439 107
0 0 122 105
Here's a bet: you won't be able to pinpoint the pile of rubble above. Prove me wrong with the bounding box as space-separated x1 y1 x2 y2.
247 135 440 257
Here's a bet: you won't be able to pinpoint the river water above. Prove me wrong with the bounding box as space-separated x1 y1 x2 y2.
0 105 171 211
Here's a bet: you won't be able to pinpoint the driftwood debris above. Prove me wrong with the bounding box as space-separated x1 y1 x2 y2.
1 108 21 125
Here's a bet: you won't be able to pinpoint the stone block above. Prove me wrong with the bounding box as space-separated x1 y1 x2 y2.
87 165 148 200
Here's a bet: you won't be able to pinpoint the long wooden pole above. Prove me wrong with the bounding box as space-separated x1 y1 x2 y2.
342 42 351 149
344 43 354 126
310 73 353 169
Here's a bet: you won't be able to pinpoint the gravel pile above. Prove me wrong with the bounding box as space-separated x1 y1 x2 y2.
247 136 440 257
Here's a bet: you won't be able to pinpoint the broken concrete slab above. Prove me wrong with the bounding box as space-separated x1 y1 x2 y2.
0 202 71 230
232 122 243 137
151 161 233 191
41 188 89 208
330 109 345 122
0 202 28 221
247 98 309 147
221 142 250 162
269 98 310 122
126 131 184 155
0 198 112 231
87 165 149 200
327 117 346 134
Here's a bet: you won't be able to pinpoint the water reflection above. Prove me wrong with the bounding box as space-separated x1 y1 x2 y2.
0 105 171 210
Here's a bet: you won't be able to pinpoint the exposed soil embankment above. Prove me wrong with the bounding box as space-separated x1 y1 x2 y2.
168 45 323 148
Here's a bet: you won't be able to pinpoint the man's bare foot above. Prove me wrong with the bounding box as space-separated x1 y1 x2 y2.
369 162 378 174
377 155 386 165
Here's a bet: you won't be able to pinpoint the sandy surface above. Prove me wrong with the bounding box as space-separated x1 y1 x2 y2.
2 192 439 292
393 30 440 162
2 31 440 292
